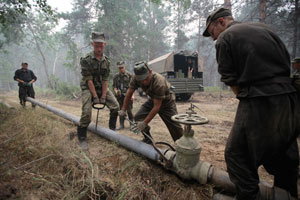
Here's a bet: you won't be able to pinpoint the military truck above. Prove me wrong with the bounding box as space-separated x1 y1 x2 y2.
146 50 204 101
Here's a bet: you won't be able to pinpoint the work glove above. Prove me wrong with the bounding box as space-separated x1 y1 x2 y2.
26 82 31 86
131 121 147 134
93 96 100 105
100 97 106 104
118 109 126 117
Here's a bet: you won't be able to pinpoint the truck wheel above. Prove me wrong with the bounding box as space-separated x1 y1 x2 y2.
176 93 192 101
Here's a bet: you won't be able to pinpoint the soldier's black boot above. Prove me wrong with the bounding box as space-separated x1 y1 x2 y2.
142 131 152 144
116 117 125 130
20 99 26 107
77 126 88 150
109 111 118 130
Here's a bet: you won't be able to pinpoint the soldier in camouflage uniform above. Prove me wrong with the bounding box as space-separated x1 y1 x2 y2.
113 61 134 130
77 32 119 150
291 57 300 78
118 61 183 144
292 57 300 92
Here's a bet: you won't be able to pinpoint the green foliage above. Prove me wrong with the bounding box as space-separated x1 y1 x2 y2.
49 75 81 99
55 82 81 99
0 0 55 48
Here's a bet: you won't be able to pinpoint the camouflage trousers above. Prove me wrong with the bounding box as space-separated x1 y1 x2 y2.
134 98 183 142
79 89 119 130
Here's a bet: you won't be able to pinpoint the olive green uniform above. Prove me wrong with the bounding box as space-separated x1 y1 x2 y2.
113 70 134 125
291 69 300 79
129 72 183 141
79 51 119 139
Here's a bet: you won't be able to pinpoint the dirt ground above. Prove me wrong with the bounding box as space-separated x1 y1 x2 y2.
0 90 299 199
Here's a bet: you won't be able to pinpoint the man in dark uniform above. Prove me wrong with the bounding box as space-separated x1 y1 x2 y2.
118 61 183 144
13 62 37 107
113 61 134 130
77 32 119 150
203 8 300 199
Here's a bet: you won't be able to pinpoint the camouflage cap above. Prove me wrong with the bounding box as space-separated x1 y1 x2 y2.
134 61 150 81
203 8 232 37
117 61 125 67
292 57 300 63
91 32 105 43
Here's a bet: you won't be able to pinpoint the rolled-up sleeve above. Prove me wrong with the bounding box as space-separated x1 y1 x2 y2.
216 39 238 86
129 76 139 90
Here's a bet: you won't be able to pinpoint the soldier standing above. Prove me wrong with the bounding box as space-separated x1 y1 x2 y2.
291 57 300 78
77 32 119 150
203 8 300 199
113 61 134 130
118 61 183 144
13 62 37 107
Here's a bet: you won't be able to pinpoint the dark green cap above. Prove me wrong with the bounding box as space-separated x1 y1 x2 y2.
117 61 125 66
203 8 232 37
292 57 300 63
91 32 105 43
134 61 150 81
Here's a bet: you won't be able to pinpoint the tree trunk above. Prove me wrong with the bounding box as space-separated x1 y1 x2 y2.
259 0 267 23
52 51 59 74
27 23 53 89
292 0 299 58
224 0 231 10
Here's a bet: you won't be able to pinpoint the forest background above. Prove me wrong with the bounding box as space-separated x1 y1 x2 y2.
0 0 299 98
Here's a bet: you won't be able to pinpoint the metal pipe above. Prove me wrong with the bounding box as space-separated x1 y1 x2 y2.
213 186 297 200
26 97 160 161
208 166 236 193
27 97 296 200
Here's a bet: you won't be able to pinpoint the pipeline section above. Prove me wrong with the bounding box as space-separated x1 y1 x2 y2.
26 97 296 200
26 97 159 161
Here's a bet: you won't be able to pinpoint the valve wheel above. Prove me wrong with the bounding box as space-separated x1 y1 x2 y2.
171 114 209 125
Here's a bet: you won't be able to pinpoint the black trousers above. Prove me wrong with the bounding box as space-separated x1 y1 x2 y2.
134 98 183 142
225 93 300 200
19 85 35 103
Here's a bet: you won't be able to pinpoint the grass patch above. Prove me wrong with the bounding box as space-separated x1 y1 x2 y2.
0 103 212 200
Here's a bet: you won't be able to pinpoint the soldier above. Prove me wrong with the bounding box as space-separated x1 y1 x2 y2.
118 61 183 144
13 62 37 107
292 57 300 92
77 32 119 150
113 61 134 130
203 8 300 199
291 57 300 78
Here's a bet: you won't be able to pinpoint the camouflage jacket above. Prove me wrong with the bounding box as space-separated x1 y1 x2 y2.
113 71 132 95
129 72 174 105
80 51 110 91
291 70 300 79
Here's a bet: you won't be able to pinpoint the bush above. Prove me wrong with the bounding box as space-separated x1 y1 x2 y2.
55 82 80 99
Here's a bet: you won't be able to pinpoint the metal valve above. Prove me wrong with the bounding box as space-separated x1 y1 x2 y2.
170 103 209 174
171 103 208 125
